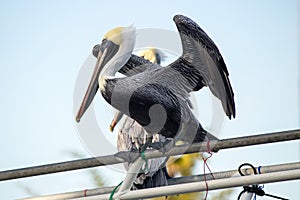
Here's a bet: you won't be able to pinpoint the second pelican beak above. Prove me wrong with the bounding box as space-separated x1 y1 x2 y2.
109 111 124 132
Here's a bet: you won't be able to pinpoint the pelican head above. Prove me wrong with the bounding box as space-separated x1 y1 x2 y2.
137 48 165 65
76 25 135 122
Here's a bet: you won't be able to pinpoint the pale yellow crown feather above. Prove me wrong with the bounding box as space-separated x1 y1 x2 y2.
103 26 127 45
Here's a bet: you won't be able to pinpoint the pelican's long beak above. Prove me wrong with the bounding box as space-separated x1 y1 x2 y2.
76 40 119 122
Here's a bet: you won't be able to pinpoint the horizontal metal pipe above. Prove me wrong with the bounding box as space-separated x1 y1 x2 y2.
1 129 299 181
72 169 300 200
21 161 300 200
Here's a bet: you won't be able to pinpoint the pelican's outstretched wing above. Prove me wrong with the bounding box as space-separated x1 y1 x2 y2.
120 54 159 76
172 14 235 119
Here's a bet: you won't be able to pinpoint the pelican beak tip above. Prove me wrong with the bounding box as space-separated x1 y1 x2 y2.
109 125 114 132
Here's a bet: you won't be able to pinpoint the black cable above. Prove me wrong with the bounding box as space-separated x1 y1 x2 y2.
238 163 257 176
237 163 289 200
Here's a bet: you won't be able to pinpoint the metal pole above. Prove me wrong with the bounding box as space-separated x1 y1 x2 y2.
21 162 300 200
1 129 299 181
71 169 300 200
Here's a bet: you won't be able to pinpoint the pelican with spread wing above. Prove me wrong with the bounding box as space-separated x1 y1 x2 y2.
76 14 235 151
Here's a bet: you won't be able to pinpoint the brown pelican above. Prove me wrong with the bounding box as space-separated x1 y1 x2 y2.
76 14 235 152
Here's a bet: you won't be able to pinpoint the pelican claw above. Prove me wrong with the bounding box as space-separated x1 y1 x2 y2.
149 139 175 154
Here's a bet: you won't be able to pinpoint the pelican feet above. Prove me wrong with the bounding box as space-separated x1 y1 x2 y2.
138 135 154 153
114 138 176 163
148 138 175 154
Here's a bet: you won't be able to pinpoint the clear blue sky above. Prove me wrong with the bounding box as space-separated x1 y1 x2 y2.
0 1 299 199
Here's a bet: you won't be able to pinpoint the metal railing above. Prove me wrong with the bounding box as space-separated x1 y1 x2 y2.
0 129 299 199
